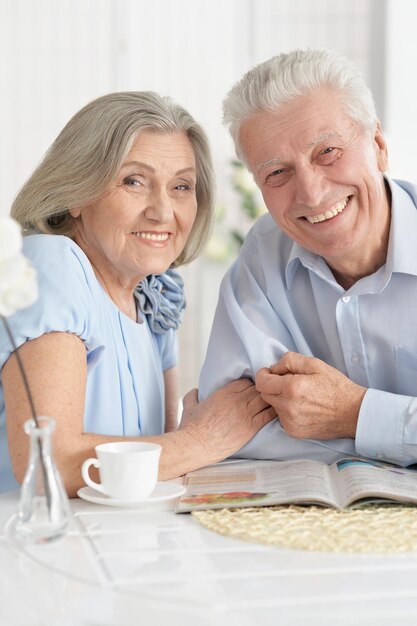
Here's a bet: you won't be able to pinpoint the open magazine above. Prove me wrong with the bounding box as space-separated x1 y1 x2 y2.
175 457 417 513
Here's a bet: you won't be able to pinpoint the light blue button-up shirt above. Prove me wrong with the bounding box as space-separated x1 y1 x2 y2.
199 178 417 466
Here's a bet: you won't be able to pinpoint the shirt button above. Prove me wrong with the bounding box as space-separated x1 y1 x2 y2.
342 296 351 303
351 354 360 365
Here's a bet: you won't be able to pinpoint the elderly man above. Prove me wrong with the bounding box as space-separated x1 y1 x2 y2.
199 48 417 466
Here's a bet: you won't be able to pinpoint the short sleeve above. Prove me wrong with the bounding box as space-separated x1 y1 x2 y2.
0 235 105 371
155 328 178 371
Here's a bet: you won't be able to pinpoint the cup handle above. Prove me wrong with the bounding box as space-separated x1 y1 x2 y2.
81 458 106 494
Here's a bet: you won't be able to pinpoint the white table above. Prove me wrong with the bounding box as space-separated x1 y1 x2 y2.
2 488 417 626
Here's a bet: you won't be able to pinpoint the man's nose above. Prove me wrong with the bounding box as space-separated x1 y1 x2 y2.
294 166 326 208
145 188 174 222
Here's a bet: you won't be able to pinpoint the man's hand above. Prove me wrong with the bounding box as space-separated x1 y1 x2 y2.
255 352 366 440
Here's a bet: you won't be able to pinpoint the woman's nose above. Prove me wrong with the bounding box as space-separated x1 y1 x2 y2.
144 189 174 223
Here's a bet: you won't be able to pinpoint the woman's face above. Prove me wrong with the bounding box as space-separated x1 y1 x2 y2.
71 131 198 289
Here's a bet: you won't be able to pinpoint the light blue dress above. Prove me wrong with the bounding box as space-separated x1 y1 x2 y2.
0 235 178 492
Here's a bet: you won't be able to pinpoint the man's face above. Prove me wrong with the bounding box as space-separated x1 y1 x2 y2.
239 88 390 283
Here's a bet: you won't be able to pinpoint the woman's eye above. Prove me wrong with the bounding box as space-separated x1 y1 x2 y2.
175 182 195 192
123 176 142 187
321 147 335 155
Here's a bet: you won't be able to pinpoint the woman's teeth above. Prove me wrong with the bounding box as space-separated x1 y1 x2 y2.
134 232 169 241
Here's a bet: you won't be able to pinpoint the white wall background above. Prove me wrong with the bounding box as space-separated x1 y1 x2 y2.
1 0 416 395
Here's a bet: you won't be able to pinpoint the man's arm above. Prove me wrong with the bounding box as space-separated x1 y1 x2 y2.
199 255 294 401
256 351 417 468
199 258 361 464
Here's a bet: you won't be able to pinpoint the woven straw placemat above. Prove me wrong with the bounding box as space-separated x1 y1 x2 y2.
192 504 417 553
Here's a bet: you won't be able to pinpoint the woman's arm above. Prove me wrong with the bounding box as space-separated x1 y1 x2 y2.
4 331 90 496
163 367 179 432
3 332 276 497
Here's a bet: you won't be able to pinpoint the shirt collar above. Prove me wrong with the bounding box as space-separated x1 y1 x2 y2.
285 241 335 289
385 177 417 276
285 177 417 290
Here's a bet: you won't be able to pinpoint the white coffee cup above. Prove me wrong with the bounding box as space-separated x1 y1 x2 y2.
81 442 161 501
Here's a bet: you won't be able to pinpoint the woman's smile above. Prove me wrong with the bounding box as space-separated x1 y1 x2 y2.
132 231 170 242
130 230 171 245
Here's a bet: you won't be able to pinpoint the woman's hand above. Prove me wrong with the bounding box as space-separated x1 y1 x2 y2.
178 379 277 464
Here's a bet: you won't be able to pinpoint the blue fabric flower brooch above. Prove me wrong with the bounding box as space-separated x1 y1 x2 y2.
135 269 186 334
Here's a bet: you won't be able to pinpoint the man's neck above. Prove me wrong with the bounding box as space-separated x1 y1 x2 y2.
329 180 392 291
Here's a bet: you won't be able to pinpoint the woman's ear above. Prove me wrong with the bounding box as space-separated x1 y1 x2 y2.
69 207 81 218
374 121 389 172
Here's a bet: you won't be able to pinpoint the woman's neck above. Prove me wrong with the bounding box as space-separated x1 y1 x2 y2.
91 262 139 322
71 234 141 322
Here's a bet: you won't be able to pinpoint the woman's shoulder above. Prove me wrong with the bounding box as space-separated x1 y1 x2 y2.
22 234 99 303
23 234 97 286
23 234 91 270
0 234 105 367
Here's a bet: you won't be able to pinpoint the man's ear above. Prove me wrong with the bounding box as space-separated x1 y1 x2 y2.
374 121 389 172
69 207 81 218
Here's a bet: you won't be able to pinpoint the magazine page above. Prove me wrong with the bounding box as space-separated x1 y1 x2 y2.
330 458 417 508
176 458 338 512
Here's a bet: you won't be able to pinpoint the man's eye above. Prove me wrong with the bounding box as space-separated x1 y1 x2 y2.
317 147 341 164
264 168 290 187
266 169 284 181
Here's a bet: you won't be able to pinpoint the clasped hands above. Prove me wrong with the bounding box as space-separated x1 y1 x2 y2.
256 351 367 440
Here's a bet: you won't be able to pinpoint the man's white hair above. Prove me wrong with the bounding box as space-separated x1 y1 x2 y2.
223 49 378 161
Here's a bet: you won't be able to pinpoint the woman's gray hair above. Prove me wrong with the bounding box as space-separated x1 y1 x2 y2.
223 49 378 161
11 91 214 267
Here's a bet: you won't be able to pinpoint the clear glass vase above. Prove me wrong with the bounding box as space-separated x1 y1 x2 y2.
14 416 72 543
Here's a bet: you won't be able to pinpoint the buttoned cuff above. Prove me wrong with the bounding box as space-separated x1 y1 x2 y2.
356 388 411 466
355 389 412 465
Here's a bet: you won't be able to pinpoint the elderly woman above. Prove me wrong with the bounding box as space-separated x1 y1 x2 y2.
0 92 275 495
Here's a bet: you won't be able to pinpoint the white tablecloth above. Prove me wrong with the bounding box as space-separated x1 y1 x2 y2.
2 489 417 626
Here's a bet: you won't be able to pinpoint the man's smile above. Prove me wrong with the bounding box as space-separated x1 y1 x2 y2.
304 196 350 224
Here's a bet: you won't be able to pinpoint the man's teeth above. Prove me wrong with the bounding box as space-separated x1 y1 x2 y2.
306 198 348 224
134 232 169 241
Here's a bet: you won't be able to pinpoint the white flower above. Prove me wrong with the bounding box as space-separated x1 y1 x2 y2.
0 216 23 261
0 216 38 316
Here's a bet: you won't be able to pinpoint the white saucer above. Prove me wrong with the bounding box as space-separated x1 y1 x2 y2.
77 481 186 507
